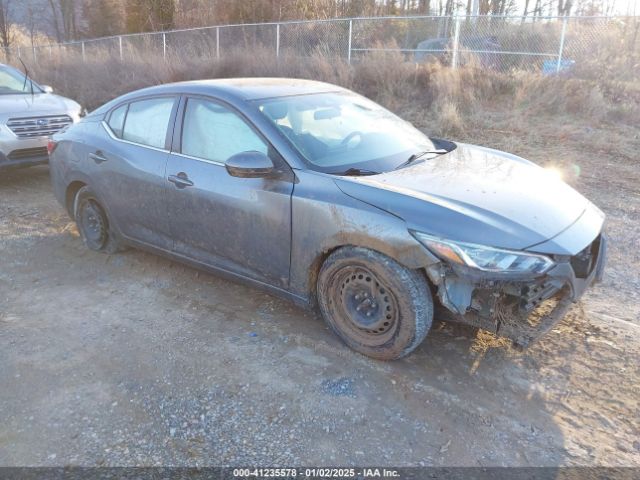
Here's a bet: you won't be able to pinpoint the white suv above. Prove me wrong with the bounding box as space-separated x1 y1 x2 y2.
0 63 82 171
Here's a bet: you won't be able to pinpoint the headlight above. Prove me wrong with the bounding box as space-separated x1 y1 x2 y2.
413 232 554 275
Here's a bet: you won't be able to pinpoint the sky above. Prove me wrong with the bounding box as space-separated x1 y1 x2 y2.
523 0 638 15
461 0 639 15
606 0 638 15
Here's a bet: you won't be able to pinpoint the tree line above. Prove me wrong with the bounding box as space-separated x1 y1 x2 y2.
0 0 631 48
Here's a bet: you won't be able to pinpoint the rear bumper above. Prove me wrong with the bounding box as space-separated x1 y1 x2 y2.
427 233 607 347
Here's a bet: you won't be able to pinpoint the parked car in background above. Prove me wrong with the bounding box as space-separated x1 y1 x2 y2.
414 37 450 63
415 35 501 69
49 78 606 360
0 63 82 171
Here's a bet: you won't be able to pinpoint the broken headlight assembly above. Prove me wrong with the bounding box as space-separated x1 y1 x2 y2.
412 232 555 275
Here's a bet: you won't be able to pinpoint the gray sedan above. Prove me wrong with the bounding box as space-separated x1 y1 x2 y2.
49 78 606 360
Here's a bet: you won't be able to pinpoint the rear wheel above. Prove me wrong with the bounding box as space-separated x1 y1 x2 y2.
317 247 433 360
74 186 123 254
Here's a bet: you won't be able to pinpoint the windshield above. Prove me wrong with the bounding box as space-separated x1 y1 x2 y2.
0 66 43 95
255 91 435 174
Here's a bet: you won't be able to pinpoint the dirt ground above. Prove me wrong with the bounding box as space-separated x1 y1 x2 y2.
0 114 639 467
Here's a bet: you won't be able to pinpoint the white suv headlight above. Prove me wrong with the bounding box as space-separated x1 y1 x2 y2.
413 232 554 275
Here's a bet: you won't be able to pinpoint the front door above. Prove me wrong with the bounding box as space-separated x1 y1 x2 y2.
164 97 293 287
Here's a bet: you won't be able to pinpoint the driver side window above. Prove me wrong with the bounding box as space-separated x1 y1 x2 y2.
181 98 268 163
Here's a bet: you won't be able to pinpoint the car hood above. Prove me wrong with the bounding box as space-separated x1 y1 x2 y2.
0 93 80 118
335 143 603 254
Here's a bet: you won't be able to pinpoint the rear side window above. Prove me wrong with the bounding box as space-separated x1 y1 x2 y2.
121 97 175 149
181 98 268 163
108 104 127 138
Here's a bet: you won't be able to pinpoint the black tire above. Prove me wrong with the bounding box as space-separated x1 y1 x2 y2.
317 246 433 360
74 186 123 254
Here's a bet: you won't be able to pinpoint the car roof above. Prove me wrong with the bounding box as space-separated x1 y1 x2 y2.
178 78 345 100
124 78 344 102
89 78 346 117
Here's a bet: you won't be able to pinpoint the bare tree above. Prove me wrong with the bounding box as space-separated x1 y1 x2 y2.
48 0 78 41
26 5 42 48
557 0 573 15
0 0 12 54
84 0 123 37
419 0 431 14
532 0 555 17
13 0 622 44
444 0 454 15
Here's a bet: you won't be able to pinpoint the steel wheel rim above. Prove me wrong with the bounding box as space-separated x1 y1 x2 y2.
80 200 107 249
329 265 400 346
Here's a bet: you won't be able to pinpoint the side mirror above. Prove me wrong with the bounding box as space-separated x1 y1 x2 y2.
41 85 54 93
225 151 275 178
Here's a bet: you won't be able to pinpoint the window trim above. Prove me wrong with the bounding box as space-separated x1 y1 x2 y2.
101 120 171 153
103 94 179 152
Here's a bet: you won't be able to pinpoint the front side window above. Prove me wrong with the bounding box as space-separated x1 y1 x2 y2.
181 98 268 163
121 97 175 149
256 92 436 174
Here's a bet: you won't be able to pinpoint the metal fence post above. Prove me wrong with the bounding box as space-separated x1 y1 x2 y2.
556 16 568 73
33 46 37 64
49 45 52 58
216 26 220 59
451 15 461 69
81 41 86 62
162 32 167 59
347 19 353 64
276 23 280 58
118 36 123 61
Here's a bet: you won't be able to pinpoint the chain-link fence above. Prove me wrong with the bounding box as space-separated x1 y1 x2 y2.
3 15 639 75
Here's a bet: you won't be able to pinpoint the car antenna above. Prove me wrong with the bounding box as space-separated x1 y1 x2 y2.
18 58 35 101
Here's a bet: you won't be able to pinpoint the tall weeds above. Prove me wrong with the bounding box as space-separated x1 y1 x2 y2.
20 44 638 135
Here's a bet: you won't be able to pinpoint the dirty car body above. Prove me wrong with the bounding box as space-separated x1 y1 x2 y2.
49 78 606 357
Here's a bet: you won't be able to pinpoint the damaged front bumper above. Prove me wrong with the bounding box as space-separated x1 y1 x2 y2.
425 233 607 348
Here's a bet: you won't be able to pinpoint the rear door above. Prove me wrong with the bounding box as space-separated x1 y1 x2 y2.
94 95 178 250
164 96 294 287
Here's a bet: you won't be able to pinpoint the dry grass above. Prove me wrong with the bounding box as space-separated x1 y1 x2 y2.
25 45 635 210
10 42 636 142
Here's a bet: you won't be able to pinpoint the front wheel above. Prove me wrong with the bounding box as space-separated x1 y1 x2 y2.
317 247 433 360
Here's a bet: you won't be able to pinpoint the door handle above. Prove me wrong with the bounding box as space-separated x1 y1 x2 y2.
168 172 194 189
89 151 107 164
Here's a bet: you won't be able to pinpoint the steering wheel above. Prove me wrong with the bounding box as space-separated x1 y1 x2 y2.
341 131 363 149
